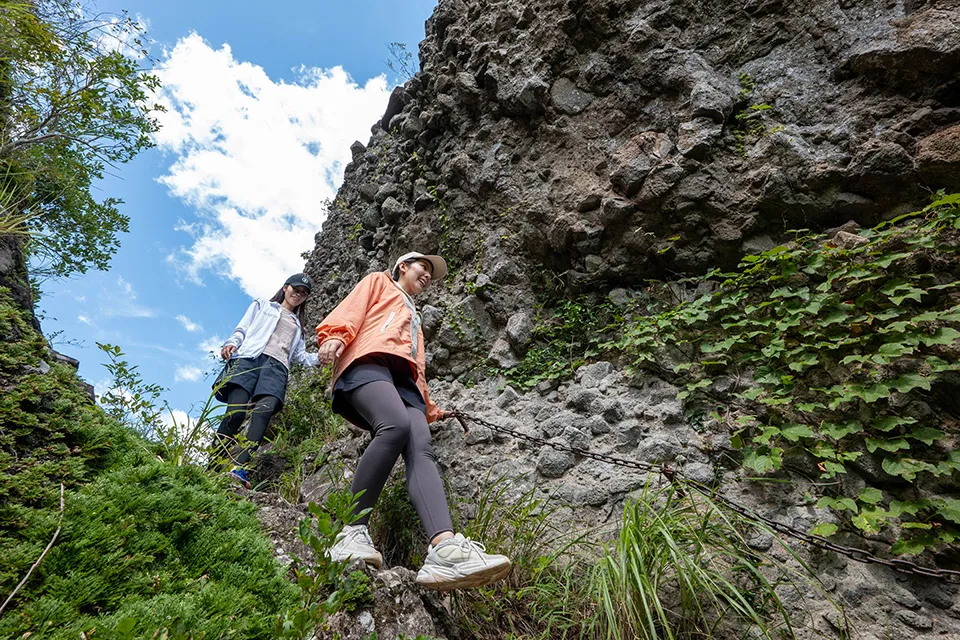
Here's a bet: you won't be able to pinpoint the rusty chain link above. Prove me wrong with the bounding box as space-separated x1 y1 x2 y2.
453 410 960 584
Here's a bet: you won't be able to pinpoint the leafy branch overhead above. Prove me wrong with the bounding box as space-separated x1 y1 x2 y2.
0 0 161 278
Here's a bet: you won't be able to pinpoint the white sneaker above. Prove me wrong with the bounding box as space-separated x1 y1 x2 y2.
327 524 383 569
416 533 511 590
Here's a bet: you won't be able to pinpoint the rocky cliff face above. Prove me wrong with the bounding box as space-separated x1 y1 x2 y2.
301 0 960 637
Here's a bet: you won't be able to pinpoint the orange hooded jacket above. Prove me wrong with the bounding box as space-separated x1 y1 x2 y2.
316 271 442 423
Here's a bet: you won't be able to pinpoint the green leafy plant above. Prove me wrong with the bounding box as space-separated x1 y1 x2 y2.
97 342 227 467
613 194 960 555
504 293 625 389
276 490 374 639
1 463 298 640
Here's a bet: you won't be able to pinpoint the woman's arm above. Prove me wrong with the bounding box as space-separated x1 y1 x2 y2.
291 333 319 367
221 299 260 357
315 273 382 348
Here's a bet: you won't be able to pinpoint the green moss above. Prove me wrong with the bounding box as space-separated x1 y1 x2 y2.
0 287 297 638
1 463 297 639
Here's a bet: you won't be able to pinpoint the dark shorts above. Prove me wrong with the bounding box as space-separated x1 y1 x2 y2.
214 353 289 405
332 353 425 429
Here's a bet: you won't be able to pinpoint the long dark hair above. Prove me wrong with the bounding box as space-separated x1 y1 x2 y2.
270 286 308 327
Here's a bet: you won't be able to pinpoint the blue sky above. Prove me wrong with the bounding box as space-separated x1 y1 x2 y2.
40 0 437 425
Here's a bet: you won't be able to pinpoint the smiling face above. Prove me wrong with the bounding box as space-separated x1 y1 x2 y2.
397 259 433 296
281 284 310 310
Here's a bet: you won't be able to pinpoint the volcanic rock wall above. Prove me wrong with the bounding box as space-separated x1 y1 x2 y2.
302 1 960 637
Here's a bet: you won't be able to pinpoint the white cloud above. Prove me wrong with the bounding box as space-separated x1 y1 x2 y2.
154 33 390 297
175 365 204 382
78 314 94 326
117 275 135 296
176 314 202 333
100 276 155 318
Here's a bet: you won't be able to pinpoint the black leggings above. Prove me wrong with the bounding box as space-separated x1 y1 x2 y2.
347 380 453 540
211 385 281 467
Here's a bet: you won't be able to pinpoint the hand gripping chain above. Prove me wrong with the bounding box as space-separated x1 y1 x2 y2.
452 411 960 584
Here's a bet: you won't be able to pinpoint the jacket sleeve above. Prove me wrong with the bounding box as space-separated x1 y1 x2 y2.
316 273 382 347
223 299 260 349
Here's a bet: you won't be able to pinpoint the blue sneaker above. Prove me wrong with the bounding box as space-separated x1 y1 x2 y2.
228 468 251 489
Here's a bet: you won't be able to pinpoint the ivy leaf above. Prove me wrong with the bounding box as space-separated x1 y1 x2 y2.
820 461 847 477
858 488 884 504
872 252 913 268
919 327 960 346
891 537 929 556
891 373 932 393
882 457 936 481
889 500 926 516
809 522 838 536
820 422 862 439
873 415 916 432
877 342 913 357
780 424 814 442
866 437 910 453
743 447 781 473
937 499 960 524
821 309 848 326
908 427 944 445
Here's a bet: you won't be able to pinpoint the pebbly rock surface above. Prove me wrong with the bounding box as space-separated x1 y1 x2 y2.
293 0 960 638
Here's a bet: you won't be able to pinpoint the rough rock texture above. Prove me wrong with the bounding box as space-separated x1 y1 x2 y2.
249 491 458 640
296 0 960 637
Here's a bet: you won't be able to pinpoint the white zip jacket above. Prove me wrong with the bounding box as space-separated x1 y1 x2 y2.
223 298 318 368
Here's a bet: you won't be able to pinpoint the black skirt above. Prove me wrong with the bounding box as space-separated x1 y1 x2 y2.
213 353 289 405
332 353 426 429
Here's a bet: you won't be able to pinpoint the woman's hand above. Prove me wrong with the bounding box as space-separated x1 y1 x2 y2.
317 339 345 365
438 410 456 421
220 344 237 361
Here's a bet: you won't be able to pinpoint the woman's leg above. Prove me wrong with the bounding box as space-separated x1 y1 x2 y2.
347 381 413 525
403 406 454 540
210 385 251 469
235 394 282 464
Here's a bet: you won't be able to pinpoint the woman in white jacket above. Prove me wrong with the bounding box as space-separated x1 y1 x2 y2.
211 273 318 487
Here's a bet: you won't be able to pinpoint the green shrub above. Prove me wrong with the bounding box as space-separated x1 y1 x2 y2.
0 286 139 594
504 295 624 389
0 462 298 639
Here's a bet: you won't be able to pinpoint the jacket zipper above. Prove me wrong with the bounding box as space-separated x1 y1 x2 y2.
380 311 396 333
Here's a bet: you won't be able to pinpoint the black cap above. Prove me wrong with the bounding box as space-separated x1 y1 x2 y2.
284 273 312 292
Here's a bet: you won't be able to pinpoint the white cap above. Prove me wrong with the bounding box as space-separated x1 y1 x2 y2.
393 252 447 280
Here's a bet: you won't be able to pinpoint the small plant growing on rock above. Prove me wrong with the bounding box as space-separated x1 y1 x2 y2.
277 489 374 638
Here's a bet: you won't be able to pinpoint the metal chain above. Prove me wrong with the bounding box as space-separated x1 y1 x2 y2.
453 411 960 584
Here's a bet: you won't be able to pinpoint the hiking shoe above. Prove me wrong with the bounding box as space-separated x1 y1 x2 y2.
327 524 383 569
416 533 511 590
228 468 251 489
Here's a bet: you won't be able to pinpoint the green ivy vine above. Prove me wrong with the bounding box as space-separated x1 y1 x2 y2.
611 193 960 555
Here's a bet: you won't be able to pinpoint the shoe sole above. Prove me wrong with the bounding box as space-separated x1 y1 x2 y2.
329 552 383 570
416 560 512 591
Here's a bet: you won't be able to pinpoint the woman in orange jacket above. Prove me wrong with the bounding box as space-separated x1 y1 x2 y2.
316 251 511 590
